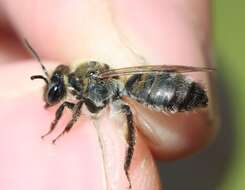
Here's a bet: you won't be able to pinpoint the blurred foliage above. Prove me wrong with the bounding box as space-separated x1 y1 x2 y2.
214 0 245 189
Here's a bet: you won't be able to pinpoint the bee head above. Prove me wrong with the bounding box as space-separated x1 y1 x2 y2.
24 39 71 107
31 65 70 107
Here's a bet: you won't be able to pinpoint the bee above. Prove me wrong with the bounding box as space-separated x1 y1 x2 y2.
25 39 213 189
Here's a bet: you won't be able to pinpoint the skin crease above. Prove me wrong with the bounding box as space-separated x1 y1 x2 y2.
0 0 216 190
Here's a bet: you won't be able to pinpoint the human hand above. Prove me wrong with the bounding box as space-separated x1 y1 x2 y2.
0 0 217 189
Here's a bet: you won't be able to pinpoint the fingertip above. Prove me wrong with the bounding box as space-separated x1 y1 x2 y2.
128 98 218 161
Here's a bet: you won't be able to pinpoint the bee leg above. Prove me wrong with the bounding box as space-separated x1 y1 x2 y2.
70 89 82 100
52 100 83 144
41 101 75 139
121 103 136 189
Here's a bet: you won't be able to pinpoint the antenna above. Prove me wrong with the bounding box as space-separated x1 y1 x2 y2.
23 38 49 78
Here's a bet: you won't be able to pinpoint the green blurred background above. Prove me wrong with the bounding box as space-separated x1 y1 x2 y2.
158 1 245 189
214 0 245 189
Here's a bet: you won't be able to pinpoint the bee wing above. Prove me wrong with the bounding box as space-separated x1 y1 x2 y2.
99 65 215 78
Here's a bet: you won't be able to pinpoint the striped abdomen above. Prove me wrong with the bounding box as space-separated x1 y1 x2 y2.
125 73 208 112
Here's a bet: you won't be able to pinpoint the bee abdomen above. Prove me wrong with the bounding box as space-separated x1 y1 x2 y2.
125 73 208 112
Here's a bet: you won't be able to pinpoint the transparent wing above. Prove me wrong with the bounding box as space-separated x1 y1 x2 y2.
99 65 215 78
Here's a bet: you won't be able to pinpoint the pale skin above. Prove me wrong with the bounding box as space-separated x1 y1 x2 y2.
0 0 217 190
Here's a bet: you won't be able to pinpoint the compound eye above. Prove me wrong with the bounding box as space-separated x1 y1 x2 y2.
47 83 65 105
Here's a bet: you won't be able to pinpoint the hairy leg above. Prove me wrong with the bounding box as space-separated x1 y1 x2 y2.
41 101 75 139
121 103 136 189
52 100 83 144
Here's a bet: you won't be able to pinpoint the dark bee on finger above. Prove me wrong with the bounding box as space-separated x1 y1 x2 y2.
25 39 214 189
